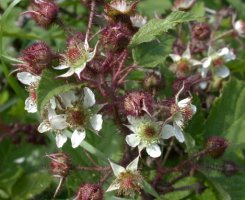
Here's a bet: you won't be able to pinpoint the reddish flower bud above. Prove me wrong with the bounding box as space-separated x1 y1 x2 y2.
102 23 132 52
75 183 103 200
67 32 86 48
24 0 59 28
16 42 55 75
192 23 211 41
222 161 240 177
123 91 153 117
205 136 229 158
143 71 163 90
173 0 196 11
47 152 71 178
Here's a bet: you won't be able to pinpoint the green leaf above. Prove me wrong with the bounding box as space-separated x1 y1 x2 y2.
12 172 52 200
226 0 245 18
37 69 84 113
190 2 205 21
130 11 200 47
226 60 245 72
132 35 174 68
204 78 245 145
142 180 160 198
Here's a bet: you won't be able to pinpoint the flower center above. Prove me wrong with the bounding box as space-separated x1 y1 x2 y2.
67 108 87 127
66 47 88 68
139 122 159 143
177 60 189 72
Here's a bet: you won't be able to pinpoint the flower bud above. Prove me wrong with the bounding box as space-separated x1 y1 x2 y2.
205 136 229 158
47 152 71 178
16 42 54 75
24 0 59 28
222 161 240 177
192 23 211 41
173 0 196 11
102 23 132 52
75 183 103 200
123 91 153 117
234 20 245 38
67 32 86 48
143 71 162 90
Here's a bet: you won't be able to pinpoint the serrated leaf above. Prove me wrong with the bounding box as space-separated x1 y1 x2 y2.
12 172 52 200
132 35 174 67
130 11 200 47
204 78 245 145
37 69 84 113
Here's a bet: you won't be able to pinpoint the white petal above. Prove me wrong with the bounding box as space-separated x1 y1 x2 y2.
53 64 69 70
178 98 191 108
17 72 40 85
56 134 67 148
126 156 139 171
161 124 175 139
109 160 125 177
138 142 146 152
83 87 95 108
202 57 212 68
50 115 68 130
74 63 86 78
174 113 184 128
191 104 197 114
50 98 56 110
215 66 230 78
125 134 141 147
217 47 229 57
182 45 191 60
146 144 161 158
59 91 77 108
169 54 181 62
127 116 141 126
173 123 185 143
25 97 37 113
199 82 208 90
57 68 75 78
189 59 202 66
90 114 103 131
71 129 86 148
106 182 120 192
37 122 50 133
87 42 98 62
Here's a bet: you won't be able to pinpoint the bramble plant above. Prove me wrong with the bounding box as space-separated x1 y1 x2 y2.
1 0 245 199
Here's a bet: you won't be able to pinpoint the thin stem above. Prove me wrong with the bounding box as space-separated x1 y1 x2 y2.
85 0 96 41
162 137 175 166
77 166 111 171
52 177 64 200
211 29 234 43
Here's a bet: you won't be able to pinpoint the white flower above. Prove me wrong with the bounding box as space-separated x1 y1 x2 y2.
170 85 196 143
125 116 176 158
107 0 138 14
130 15 147 28
200 46 236 89
106 156 143 195
17 72 40 113
169 45 201 77
54 39 98 79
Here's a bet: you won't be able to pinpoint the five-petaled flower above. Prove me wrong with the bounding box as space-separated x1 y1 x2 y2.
107 156 143 197
38 87 103 148
125 115 178 158
200 46 236 89
54 39 98 79
169 45 202 77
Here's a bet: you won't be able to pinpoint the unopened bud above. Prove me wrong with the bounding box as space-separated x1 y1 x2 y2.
123 91 153 117
16 42 54 75
192 23 211 41
102 23 132 52
173 0 196 11
205 136 229 158
143 72 162 90
222 161 240 177
24 0 59 28
75 183 103 200
47 152 71 178
67 32 85 48
234 20 245 38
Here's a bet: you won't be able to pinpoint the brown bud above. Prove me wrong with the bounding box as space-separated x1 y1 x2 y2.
205 136 229 158
222 161 240 177
123 91 153 117
47 152 71 178
192 23 211 41
143 71 163 90
75 183 103 200
102 23 132 52
16 42 55 75
24 0 59 28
